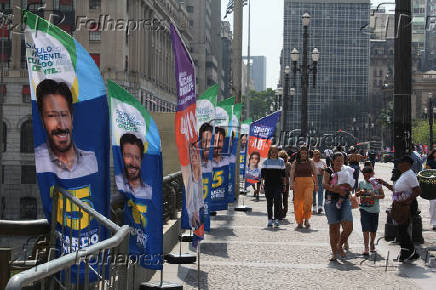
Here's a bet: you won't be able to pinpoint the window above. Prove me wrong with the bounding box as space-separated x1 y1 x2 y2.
89 31 101 41
22 85 31 103
2 122 6 152
186 6 194 13
20 119 34 153
21 165 36 184
20 197 37 219
0 0 10 10
90 53 100 68
89 0 101 10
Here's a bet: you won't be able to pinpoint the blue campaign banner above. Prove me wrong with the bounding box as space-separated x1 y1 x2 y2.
208 160 230 211
108 81 163 270
227 134 238 203
24 11 110 282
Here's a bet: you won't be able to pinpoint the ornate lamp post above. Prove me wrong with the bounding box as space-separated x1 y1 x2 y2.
291 13 319 138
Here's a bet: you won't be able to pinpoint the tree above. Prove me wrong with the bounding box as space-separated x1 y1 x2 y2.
245 88 276 121
412 119 436 146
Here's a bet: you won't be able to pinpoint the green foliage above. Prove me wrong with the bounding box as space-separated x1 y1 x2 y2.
246 88 276 121
412 119 436 145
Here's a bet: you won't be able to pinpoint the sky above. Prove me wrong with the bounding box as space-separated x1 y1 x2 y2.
220 0 394 89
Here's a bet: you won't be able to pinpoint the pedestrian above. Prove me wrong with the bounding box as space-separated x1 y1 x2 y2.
411 145 423 174
261 146 286 228
425 149 436 231
322 152 354 261
279 150 291 219
336 146 348 165
378 155 422 262
312 150 326 214
348 147 366 192
290 146 318 228
325 146 333 167
368 150 377 169
356 166 385 255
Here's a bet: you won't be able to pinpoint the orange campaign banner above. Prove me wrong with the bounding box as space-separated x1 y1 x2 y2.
245 112 281 187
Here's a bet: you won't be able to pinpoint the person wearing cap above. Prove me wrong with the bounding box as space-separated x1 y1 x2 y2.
356 166 384 255
378 155 422 262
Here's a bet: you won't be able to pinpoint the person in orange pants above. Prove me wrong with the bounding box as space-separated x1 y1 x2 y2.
290 146 318 228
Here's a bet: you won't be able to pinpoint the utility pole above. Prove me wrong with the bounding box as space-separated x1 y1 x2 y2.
393 0 412 159
232 0 243 200
246 0 251 118
301 23 309 138
429 93 434 149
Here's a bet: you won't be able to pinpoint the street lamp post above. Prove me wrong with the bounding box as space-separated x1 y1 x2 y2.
428 93 434 149
282 65 291 132
291 13 319 138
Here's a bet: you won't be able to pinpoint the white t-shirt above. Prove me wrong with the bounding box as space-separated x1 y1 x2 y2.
313 160 326 175
324 149 332 157
393 169 419 193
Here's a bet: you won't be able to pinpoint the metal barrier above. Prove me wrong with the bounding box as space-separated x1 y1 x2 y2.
1 171 184 289
6 186 130 290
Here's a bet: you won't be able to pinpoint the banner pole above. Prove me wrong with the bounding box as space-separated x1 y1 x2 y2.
197 243 201 290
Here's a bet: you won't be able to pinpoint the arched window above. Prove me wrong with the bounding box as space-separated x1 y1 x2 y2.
2 121 6 152
20 119 34 153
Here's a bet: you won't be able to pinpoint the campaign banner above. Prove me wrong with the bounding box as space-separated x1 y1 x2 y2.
227 103 242 203
197 84 218 231
246 112 281 188
240 118 252 183
170 24 204 245
24 11 110 282
209 98 233 211
108 81 163 270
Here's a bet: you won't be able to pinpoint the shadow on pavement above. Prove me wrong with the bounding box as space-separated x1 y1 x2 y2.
294 227 319 233
261 227 287 232
207 227 236 238
179 265 210 290
200 242 229 258
328 259 361 271
396 264 433 280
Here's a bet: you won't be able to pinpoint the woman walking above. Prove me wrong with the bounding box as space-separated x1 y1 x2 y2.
261 146 286 227
378 155 422 262
348 147 366 192
312 150 326 214
322 152 354 261
425 149 436 231
290 146 318 228
279 150 291 219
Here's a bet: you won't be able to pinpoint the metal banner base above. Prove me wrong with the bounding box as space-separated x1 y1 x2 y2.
234 205 252 212
140 281 183 290
164 253 197 264
179 233 193 243
209 211 217 216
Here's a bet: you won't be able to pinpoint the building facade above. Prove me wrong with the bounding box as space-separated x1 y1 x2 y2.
183 0 221 95
243 56 267 92
282 0 370 134
0 0 191 219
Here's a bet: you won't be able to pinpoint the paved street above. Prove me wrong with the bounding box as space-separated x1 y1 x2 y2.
159 162 436 289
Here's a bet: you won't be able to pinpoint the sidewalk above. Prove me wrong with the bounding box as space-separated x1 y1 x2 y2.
152 162 436 289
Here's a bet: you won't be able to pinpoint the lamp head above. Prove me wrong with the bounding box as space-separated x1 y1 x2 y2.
312 48 320 62
291 48 299 62
285 65 290 74
302 13 311 26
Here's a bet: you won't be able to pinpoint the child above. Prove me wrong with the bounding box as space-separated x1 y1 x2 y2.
335 165 355 209
356 166 385 255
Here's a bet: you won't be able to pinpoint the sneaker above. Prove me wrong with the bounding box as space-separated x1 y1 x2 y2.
274 220 280 228
405 250 420 262
267 219 273 227
318 207 323 214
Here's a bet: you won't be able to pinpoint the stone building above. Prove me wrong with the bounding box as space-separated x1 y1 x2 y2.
0 0 191 219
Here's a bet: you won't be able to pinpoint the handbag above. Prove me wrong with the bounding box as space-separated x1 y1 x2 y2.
350 194 359 209
390 201 411 225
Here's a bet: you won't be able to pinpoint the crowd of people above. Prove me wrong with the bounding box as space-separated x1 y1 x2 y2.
253 144 436 263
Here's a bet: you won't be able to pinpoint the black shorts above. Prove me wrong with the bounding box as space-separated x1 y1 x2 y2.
360 208 379 233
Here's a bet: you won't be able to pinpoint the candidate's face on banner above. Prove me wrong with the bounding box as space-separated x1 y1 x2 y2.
249 153 260 169
200 129 212 161
214 131 224 159
190 142 201 182
122 143 142 182
41 94 74 154
241 134 247 151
